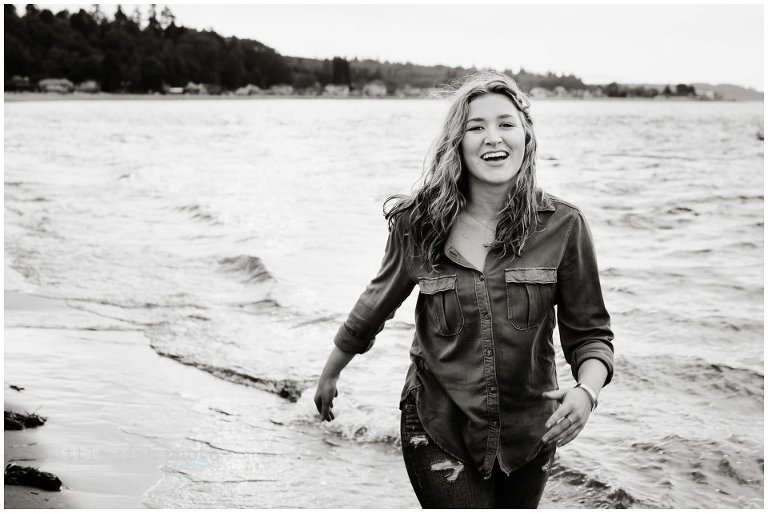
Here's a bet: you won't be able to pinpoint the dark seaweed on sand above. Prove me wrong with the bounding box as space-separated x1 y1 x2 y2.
5 463 62 491
4 410 47 430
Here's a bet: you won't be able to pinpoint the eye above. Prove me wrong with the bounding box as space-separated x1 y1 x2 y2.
500 122 516 128
466 126 483 132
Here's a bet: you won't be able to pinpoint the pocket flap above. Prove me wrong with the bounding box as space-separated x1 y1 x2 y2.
418 275 457 295
505 268 557 284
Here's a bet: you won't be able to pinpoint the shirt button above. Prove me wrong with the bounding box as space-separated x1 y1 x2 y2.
485 349 493 357
482 312 489 319
489 387 497 394
479 274 485 281
490 421 499 428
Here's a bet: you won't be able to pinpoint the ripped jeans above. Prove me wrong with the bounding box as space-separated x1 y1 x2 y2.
400 396 556 509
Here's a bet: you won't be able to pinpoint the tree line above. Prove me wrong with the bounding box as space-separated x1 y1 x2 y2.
5 4 292 92
603 82 697 98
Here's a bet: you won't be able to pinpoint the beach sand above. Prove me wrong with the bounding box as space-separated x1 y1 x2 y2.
4 291 168 507
4 289 288 508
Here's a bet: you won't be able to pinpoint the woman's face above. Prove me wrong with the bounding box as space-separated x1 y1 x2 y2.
460 93 526 189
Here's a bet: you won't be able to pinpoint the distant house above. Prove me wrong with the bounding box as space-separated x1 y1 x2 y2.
38 78 74 93
569 89 585 98
554 86 568 97
396 84 425 98
184 82 208 95
362 80 387 97
323 84 349 97
75 80 100 93
529 87 549 98
167 87 184 95
269 84 294 96
235 84 262 96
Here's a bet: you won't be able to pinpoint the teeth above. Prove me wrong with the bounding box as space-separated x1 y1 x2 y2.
481 151 508 160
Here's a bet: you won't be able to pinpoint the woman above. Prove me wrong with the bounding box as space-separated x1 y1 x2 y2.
314 71 614 508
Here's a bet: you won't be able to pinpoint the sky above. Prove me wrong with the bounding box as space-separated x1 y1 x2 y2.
32 2 765 90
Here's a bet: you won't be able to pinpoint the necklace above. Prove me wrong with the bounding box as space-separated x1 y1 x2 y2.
464 209 498 232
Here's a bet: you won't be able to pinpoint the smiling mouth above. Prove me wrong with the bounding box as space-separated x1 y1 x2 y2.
481 150 509 161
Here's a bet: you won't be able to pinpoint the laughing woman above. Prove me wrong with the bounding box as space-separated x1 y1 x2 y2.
314 71 614 509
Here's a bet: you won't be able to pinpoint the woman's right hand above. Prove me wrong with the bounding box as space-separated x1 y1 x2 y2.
314 346 356 422
314 375 339 422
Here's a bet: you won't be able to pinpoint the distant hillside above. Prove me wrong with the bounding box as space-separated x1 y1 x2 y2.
283 55 473 92
634 83 763 101
284 55 587 94
691 83 763 101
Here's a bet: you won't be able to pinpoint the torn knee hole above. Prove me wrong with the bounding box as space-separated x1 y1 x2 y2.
430 459 464 482
409 435 429 448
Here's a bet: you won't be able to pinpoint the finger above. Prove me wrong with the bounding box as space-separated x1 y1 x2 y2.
328 410 335 421
553 416 582 443
321 401 330 421
545 405 569 429
334 390 338 397
314 395 322 414
543 412 579 442
541 389 567 400
542 421 566 443
556 423 582 447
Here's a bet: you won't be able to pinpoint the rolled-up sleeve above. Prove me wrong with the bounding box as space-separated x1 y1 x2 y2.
334 217 415 354
556 211 615 385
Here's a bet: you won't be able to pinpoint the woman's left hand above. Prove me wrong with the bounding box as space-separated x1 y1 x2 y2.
540 387 593 447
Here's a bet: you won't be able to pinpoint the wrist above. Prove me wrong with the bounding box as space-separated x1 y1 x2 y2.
320 370 340 382
574 382 598 411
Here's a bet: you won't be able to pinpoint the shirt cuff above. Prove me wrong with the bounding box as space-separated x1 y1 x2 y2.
572 343 614 386
333 323 375 354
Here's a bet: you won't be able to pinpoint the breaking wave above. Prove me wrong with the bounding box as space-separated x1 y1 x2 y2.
219 255 273 283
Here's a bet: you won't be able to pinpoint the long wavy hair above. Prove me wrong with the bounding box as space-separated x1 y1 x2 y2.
385 70 539 268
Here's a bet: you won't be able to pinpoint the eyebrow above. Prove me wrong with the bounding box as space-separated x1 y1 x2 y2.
466 114 517 124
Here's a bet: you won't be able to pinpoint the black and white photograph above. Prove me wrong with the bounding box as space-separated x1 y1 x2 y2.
4 2 764 508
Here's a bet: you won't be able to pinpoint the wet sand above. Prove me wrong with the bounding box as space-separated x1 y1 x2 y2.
4 288 285 508
4 291 167 507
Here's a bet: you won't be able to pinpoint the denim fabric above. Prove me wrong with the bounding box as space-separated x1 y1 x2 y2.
401 395 555 508
334 189 614 479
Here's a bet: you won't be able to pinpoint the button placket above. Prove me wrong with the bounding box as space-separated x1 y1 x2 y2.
475 271 501 475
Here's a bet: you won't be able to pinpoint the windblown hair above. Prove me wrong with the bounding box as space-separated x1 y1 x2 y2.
384 70 539 268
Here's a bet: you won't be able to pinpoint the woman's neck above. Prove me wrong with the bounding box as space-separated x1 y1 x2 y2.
465 182 509 220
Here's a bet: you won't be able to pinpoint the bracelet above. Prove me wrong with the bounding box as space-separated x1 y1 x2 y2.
574 383 598 411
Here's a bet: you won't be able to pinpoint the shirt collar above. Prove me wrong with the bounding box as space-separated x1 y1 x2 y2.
536 190 556 212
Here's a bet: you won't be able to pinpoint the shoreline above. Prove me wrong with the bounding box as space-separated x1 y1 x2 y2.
4 291 168 508
4 411 74 508
4 91 752 103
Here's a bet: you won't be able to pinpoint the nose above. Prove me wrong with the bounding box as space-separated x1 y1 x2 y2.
484 126 502 145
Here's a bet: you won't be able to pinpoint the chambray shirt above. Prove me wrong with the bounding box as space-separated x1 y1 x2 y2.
334 190 614 479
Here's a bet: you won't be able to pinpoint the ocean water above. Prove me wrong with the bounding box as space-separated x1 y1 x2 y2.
4 97 764 508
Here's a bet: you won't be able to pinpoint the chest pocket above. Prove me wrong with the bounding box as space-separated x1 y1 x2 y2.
505 268 557 330
418 275 464 336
